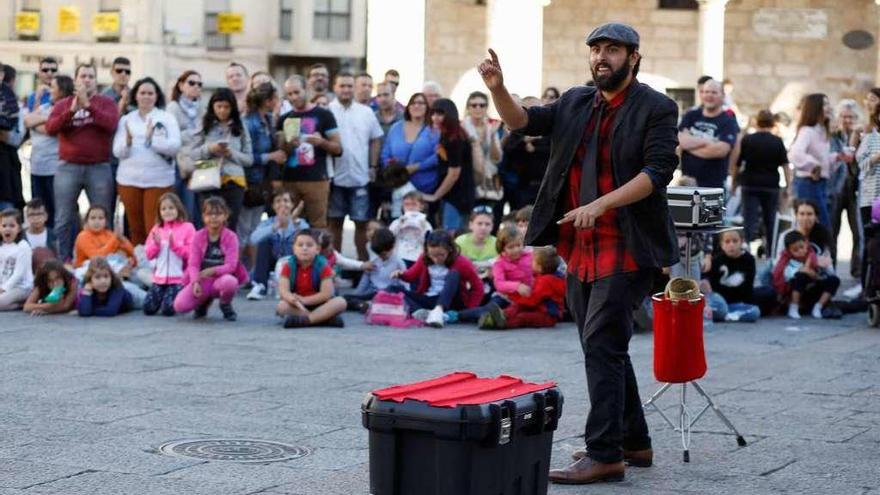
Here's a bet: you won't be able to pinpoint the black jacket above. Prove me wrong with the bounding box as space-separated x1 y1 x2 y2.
519 82 680 269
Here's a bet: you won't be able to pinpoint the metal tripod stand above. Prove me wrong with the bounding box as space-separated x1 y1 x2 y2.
644 227 747 462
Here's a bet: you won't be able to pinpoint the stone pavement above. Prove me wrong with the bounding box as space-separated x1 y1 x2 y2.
1 296 879 494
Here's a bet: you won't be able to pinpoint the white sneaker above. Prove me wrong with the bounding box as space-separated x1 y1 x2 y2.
787 304 800 319
247 283 266 300
811 303 823 319
843 284 862 299
425 306 445 328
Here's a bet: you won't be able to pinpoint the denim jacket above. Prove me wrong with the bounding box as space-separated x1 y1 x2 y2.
244 111 277 184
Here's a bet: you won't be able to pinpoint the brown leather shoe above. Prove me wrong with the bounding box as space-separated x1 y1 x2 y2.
571 448 653 467
548 457 625 485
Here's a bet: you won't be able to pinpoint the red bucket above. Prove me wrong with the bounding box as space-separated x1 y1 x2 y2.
651 293 707 383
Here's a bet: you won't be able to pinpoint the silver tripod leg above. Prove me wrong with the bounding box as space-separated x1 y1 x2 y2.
643 383 677 430
690 381 748 447
680 384 692 462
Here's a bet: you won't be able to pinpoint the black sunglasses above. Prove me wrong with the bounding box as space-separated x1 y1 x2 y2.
469 102 487 108
41 67 58 73
186 80 203 87
115 68 131 75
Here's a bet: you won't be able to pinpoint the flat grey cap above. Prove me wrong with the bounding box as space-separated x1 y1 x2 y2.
586 22 640 47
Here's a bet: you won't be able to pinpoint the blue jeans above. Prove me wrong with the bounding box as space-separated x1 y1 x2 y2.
442 201 465 231
793 177 831 228
174 168 201 229
252 237 284 286
392 269 462 311
328 184 370 222
54 162 115 261
30 174 55 227
705 292 760 323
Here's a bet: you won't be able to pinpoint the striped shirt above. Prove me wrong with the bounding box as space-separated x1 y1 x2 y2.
857 130 880 208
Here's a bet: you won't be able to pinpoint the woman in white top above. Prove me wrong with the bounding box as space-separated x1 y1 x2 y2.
113 77 182 246
857 89 880 227
788 93 844 229
166 70 206 227
462 91 503 218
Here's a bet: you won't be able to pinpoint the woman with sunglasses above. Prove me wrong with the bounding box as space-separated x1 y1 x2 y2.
423 99 475 231
379 92 440 219
167 71 206 225
463 91 503 218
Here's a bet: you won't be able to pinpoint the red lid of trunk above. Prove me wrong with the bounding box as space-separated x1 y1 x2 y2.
372 372 556 408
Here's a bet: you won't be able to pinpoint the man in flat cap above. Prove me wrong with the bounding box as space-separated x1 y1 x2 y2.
479 23 679 484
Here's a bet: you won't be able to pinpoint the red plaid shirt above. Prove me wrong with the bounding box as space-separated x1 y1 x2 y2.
558 85 639 282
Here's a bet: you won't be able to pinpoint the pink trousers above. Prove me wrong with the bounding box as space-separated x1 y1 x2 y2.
174 274 239 313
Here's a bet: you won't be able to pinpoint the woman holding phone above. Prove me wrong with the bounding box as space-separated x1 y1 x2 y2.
190 88 253 231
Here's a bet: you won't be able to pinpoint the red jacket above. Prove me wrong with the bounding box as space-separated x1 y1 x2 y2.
45 94 118 164
400 254 484 308
510 273 566 318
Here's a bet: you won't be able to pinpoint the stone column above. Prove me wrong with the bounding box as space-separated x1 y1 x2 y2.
366 0 426 102
696 0 729 80
485 0 550 97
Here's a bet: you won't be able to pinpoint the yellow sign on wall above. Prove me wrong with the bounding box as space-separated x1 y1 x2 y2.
93 12 120 37
58 6 80 34
217 12 244 34
15 12 40 36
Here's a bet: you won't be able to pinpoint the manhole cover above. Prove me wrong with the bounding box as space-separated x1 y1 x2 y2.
158 439 310 463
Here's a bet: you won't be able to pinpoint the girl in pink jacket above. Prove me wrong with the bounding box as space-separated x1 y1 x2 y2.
173 197 248 321
143 193 196 316
491 226 534 301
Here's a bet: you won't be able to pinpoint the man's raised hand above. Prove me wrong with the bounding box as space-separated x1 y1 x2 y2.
478 49 504 90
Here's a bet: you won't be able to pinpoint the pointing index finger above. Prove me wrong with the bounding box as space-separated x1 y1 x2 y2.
488 48 499 65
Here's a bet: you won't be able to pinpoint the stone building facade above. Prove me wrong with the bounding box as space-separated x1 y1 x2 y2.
369 0 880 121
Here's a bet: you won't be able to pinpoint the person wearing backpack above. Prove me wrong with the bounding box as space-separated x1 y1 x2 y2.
276 229 346 328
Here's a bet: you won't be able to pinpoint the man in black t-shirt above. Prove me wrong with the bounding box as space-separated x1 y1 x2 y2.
678 80 739 188
278 75 342 229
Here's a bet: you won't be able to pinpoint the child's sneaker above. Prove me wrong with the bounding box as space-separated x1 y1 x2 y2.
811 303 823 319
425 306 445 327
247 283 266 300
194 301 211 319
219 303 237 321
787 303 800 319
445 310 459 324
283 315 311 328
477 311 496 330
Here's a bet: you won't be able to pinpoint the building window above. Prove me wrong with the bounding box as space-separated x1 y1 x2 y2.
659 0 698 9
314 0 351 41
280 0 293 40
666 88 696 116
15 0 41 40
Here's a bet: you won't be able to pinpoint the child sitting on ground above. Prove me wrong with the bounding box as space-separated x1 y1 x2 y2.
23 259 78 315
772 230 840 319
246 191 307 300
478 246 565 330
73 204 137 271
0 208 33 311
702 229 761 322
392 230 483 328
344 227 407 311
389 190 432 267
491 225 533 302
455 206 498 279
77 256 133 317
277 229 347 328
173 197 249 321
143 192 196 316
23 198 58 265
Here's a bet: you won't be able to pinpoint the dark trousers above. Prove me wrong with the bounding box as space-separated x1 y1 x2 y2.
143 284 182 316
741 187 778 245
31 174 55 228
861 206 873 287
831 175 860 276
397 270 461 311
252 238 281 286
790 272 840 306
567 270 653 463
